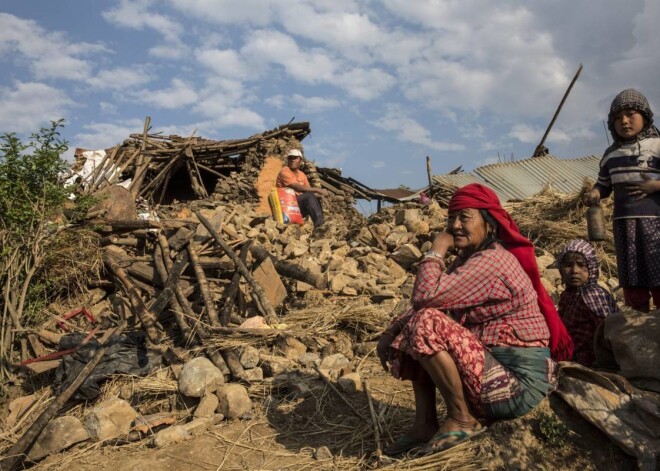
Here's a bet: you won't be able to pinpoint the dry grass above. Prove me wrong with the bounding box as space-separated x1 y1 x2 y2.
98 368 178 403
284 298 390 338
506 181 617 278
41 228 103 299
207 298 390 352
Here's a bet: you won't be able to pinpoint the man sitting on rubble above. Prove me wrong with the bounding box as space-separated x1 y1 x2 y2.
276 149 328 227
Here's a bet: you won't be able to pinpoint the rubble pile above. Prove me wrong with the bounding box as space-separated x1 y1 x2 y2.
1 121 622 469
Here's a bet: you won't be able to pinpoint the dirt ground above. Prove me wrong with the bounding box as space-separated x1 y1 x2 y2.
11 355 637 471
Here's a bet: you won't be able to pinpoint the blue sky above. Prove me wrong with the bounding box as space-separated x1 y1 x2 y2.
1 0 659 191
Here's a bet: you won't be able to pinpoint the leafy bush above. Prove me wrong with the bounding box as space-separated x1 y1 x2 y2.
0 119 70 235
538 412 569 448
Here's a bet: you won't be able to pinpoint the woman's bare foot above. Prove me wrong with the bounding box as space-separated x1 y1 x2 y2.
422 417 486 454
436 416 482 435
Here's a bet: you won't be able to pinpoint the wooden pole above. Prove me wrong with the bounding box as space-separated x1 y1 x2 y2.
103 251 161 344
219 241 252 326
130 116 152 196
363 379 382 459
194 210 278 324
153 243 193 342
249 244 326 289
187 240 220 327
157 235 230 375
426 155 434 194
533 63 583 157
147 248 189 321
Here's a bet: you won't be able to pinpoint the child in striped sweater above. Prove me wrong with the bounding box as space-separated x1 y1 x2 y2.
585 89 660 312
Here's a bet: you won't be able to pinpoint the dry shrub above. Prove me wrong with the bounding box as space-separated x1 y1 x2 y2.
34 228 103 320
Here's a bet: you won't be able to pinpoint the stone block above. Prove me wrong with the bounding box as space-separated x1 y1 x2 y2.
6 394 38 428
178 357 224 398
90 185 137 221
194 393 219 418
259 353 295 377
183 414 224 434
28 416 89 461
215 384 252 419
83 398 138 441
274 336 307 360
390 244 422 270
395 209 421 226
320 353 350 371
239 346 260 369
151 425 191 447
251 257 287 307
242 367 264 382
337 373 362 394
329 273 351 293
194 207 224 242
314 445 333 460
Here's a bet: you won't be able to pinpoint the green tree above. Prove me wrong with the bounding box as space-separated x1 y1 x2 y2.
0 119 69 234
0 119 73 381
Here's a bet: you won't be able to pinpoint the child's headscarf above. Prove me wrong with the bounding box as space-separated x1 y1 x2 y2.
448 183 574 361
556 239 617 319
607 89 659 146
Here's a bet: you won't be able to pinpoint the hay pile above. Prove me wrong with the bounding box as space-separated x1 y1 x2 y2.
506 182 617 278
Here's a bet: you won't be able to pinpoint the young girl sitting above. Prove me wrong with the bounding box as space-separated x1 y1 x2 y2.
556 239 618 366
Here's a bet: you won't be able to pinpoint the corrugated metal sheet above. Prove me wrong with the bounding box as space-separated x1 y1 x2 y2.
433 155 600 203
372 188 416 199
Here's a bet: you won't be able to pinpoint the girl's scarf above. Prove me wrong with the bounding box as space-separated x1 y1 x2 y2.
556 239 617 319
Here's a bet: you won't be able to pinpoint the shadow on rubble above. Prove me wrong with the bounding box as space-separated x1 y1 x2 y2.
262 367 421 460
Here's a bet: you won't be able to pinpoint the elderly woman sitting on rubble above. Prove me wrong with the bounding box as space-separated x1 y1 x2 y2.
377 183 573 456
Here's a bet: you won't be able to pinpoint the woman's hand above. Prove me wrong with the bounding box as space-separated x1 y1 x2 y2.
584 188 601 205
377 332 396 372
627 173 660 200
431 231 454 256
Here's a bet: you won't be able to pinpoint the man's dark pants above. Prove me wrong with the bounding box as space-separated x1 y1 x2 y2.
296 192 324 227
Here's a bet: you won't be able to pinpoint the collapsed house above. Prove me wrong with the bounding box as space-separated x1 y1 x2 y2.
3 118 659 470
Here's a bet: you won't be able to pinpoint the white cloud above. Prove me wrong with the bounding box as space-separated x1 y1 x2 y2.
373 107 465 152
135 78 198 109
73 119 146 150
208 108 265 129
241 30 337 83
371 160 386 168
264 94 285 108
189 78 265 129
509 123 596 145
196 48 249 79
87 66 153 90
335 67 395 100
0 13 105 81
149 44 188 60
277 3 385 59
99 102 118 115
290 94 340 113
103 0 183 43
508 124 541 144
168 0 276 26
0 82 74 133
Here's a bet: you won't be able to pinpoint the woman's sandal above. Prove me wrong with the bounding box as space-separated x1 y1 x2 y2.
421 426 487 455
383 435 428 456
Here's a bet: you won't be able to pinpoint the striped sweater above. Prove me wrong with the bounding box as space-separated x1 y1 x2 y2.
596 136 660 219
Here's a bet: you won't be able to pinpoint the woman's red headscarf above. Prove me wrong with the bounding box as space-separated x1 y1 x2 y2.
448 183 574 361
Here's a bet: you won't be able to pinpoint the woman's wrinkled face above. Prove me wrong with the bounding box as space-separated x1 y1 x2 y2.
614 109 645 140
560 252 589 288
446 208 490 252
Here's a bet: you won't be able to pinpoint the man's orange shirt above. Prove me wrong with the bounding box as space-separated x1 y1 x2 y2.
276 167 309 195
